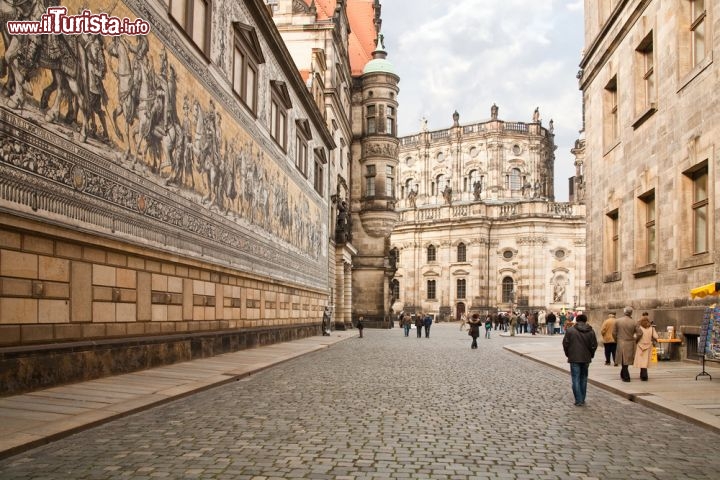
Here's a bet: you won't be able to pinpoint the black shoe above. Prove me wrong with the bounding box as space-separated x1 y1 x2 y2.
622 378 631 382
605 362 610 365
641 377 648 381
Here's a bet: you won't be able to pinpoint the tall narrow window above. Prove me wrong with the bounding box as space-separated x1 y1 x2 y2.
502 276 514 303
604 76 619 147
642 193 656 264
691 0 707 67
365 165 376 197
270 81 291 151
607 210 619 273
366 105 376 134
457 243 466 262
637 34 655 108
692 168 708 254
232 24 263 114
457 279 466 299
427 280 436 300
386 106 396 135
170 0 211 55
295 136 308 176
313 148 326 195
427 245 436 262
385 165 395 197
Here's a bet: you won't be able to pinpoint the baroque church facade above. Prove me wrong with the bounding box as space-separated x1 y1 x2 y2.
578 0 719 357
0 0 396 394
391 107 587 320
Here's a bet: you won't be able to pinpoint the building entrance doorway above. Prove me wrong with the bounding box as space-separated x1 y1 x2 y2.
456 302 466 321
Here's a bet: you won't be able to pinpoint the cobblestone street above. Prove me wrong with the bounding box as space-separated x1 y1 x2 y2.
1 323 719 479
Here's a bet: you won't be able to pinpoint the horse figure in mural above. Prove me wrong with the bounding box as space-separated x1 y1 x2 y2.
3 7 90 142
108 35 138 160
0 0 39 97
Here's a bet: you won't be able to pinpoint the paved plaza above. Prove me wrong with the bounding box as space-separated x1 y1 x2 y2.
1 323 720 479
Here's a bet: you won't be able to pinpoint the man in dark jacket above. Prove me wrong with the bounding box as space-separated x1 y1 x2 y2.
562 314 598 406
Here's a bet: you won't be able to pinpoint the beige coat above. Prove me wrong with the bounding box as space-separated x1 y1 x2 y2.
600 315 616 344
613 314 640 365
633 326 659 369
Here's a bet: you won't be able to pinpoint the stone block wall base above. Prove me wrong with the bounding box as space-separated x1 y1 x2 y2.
0 325 318 397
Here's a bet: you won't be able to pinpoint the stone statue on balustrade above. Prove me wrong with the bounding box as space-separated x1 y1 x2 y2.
407 188 417 208
473 180 482 200
335 201 352 243
442 185 453 205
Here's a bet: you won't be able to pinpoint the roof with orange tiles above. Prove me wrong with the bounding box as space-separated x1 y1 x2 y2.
347 0 378 76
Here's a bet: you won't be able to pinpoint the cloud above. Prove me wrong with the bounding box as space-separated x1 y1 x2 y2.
381 0 584 200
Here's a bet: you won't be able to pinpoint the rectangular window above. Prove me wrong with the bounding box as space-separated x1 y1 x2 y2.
607 210 619 274
232 37 258 114
365 165 376 197
386 106 396 136
366 105 376 134
386 165 394 197
638 34 655 108
691 0 707 67
314 155 324 194
295 136 308 176
604 76 619 148
270 99 287 149
692 168 708 254
427 280 436 300
169 0 211 55
641 192 656 265
457 279 466 299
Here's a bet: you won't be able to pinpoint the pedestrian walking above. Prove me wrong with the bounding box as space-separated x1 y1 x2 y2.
423 313 433 338
415 314 424 338
562 313 598 406
633 312 659 381
614 306 639 382
468 313 481 349
401 312 411 337
357 316 364 338
484 315 492 339
600 312 617 365
538 310 547 335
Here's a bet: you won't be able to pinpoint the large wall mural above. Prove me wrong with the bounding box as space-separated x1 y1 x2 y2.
0 0 328 288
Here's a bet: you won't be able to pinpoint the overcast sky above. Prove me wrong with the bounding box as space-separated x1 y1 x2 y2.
380 0 584 201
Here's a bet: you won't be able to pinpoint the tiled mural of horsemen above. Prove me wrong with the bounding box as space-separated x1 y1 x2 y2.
0 0 325 263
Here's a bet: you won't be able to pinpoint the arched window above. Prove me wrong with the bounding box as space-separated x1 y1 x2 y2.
404 178 415 199
507 168 522 191
436 174 447 194
466 170 480 192
502 276 515 303
457 243 467 262
427 245 436 262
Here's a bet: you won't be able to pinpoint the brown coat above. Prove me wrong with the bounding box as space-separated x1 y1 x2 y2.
613 314 640 365
600 315 616 344
633 325 659 369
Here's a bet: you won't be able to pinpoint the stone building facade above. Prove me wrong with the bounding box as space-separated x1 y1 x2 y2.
391 108 586 320
266 0 396 330
579 0 719 355
0 0 364 394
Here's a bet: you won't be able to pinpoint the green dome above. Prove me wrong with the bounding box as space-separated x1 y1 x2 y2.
363 34 397 76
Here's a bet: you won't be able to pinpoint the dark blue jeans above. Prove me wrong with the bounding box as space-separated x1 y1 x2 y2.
570 362 589 405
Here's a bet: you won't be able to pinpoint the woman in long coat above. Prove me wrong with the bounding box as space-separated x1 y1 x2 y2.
468 314 481 349
633 313 659 381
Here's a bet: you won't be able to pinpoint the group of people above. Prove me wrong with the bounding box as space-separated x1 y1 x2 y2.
399 312 433 338
462 310 577 336
563 306 658 406
600 307 658 382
